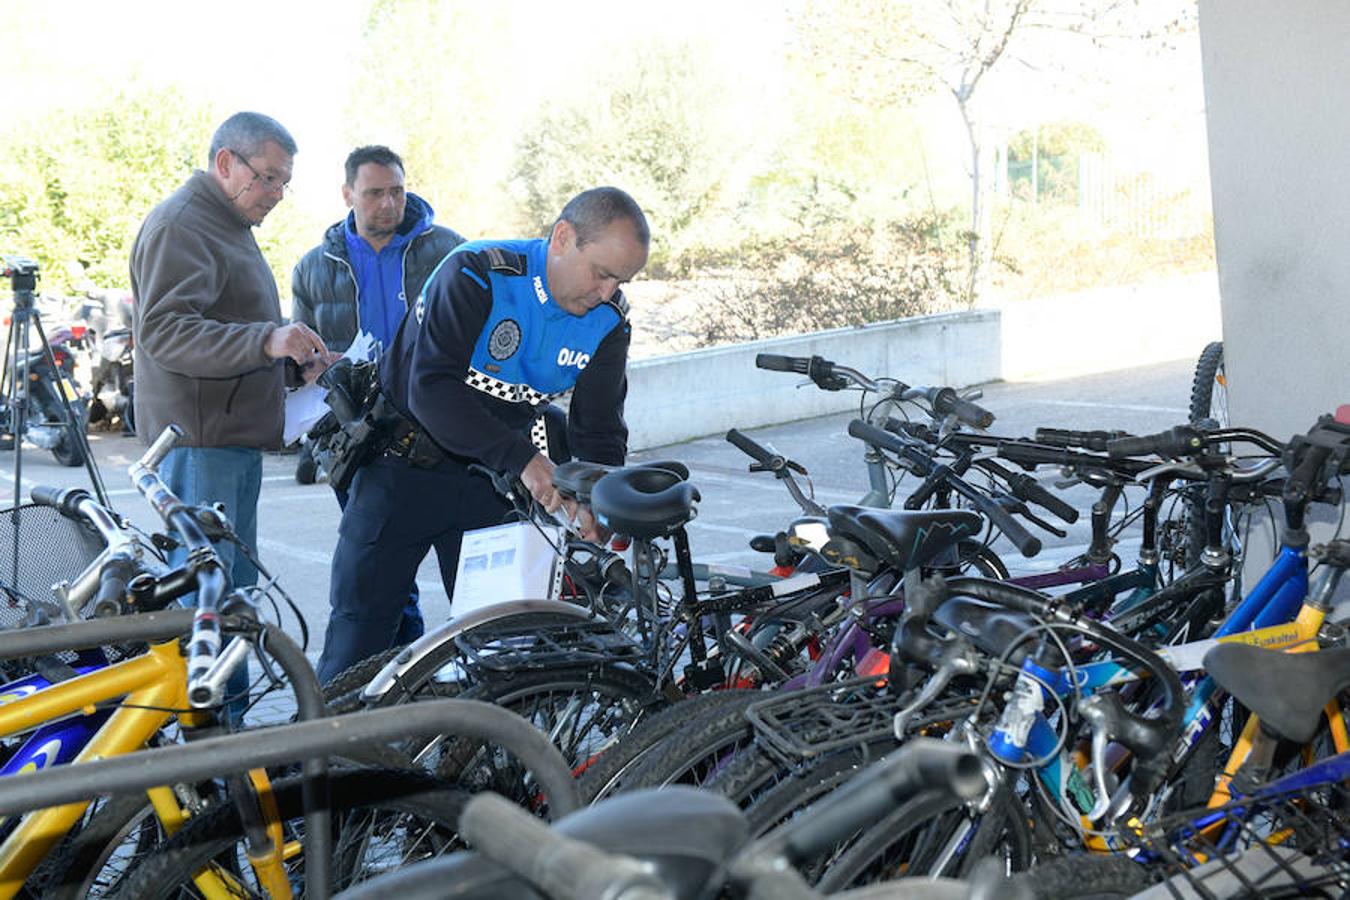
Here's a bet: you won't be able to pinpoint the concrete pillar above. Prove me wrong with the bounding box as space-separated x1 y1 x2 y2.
1199 1 1350 440
1199 1 1350 592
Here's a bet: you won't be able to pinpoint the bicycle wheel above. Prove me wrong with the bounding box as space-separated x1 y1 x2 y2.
30 793 172 900
110 769 466 899
618 690 767 792
428 665 657 799
816 780 1032 889
577 689 759 803
1189 341 1227 428
321 645 408 714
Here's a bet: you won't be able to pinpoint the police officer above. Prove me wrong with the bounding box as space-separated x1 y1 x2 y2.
315 187 650 683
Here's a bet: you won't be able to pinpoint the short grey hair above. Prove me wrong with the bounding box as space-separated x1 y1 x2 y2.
556 187 650 248
208 112 297 165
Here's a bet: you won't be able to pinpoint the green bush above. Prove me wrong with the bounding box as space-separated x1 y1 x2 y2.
676 210 967 346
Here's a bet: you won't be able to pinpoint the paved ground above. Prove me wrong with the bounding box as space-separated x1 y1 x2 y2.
2 357 1197 664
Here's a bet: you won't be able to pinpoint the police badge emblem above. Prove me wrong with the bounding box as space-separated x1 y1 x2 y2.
488 319 522 360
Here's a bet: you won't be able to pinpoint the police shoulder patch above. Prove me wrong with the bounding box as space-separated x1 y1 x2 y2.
487 318 522 360
484 247 527 276
603 289 630 319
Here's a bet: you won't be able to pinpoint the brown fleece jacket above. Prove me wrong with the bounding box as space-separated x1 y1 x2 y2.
130 170 286 449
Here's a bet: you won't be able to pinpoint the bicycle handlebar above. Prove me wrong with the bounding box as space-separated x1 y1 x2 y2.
726 427 780 468
757 353 993 427
924 386 995 429
30 485 138 620
848 419 1041 557
459 792 670 900
129 426 230 709
942 576 1185 819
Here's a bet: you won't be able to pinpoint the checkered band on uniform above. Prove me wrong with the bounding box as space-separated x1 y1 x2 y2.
465 367 566 406
530 417 550 454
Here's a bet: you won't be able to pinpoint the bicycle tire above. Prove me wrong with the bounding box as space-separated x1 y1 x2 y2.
50 400 89 467
817 780 1032 889
731 739 898 831
30 792 170 900
1183 341 1227 569
618 690 767 792
321 645 408 714
1009 854 1151 899
577 689 760 803
109 768 467 899
429 665 658 795
1189 341 1227 428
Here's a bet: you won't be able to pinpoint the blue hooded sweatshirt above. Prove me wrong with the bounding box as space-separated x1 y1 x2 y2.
343 193 437 349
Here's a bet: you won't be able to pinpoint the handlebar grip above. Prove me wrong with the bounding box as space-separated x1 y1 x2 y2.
927 387 995 429
975 495 1041 558
780 740 985 863
755 353 808 374
1011 474 1079 524
460 793 661 900
139 425 184 471
848 418 910 453
1106 425 1205 459
726 428 778 466
29 485 89 518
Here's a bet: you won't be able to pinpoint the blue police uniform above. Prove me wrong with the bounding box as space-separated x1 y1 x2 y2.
315 238 630 683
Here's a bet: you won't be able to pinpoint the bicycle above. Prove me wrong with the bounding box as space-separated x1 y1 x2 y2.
0 426 462 898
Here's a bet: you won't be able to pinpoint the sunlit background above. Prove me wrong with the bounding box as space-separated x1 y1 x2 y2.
2 0 1211 357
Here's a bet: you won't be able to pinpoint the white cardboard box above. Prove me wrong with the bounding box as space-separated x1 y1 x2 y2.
451 521 564 616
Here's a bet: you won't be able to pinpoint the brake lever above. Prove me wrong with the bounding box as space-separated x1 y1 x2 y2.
893 638 980 737
994 496 1067 539
1079 696 1116 822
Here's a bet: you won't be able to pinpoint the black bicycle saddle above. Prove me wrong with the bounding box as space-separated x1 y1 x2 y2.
827 506 984 573
591 466 700 539
553 459 690 505
1204 643 1350 744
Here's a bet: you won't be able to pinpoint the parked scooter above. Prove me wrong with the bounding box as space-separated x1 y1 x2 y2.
0 313 90 466
79 289 135 435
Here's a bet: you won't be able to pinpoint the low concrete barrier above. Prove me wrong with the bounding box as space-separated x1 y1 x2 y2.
624 271 1222 451
626 310 1001 449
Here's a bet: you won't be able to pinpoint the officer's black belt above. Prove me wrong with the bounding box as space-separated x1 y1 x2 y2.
380 418 449 469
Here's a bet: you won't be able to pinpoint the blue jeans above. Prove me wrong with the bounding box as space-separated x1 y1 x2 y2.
160 446 261 724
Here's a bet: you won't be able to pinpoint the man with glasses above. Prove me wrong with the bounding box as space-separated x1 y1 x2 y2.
131 111 336 722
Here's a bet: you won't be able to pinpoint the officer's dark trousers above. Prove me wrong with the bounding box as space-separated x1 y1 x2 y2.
316 454 511 684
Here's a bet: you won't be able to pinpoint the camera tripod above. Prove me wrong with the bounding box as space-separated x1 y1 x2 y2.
0 265 109 510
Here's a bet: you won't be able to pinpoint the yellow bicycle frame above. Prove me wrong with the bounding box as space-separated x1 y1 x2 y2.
0 640 293 899
1078 598 1348 853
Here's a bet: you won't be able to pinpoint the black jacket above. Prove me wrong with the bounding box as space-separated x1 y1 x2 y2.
290 193 465 351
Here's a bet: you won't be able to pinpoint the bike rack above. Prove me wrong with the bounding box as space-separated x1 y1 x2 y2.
0 612 580 898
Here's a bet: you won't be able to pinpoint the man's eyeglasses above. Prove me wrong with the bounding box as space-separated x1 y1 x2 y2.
231 150 290 196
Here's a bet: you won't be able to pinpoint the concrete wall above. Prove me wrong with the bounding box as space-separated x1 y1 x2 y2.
1199 1 1350 441
624 272 1222 450
626 310 1001 449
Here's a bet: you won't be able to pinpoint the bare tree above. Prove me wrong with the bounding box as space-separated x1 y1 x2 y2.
794 0 1193 302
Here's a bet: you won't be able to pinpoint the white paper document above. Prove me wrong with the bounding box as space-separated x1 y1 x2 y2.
282 331 380 445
